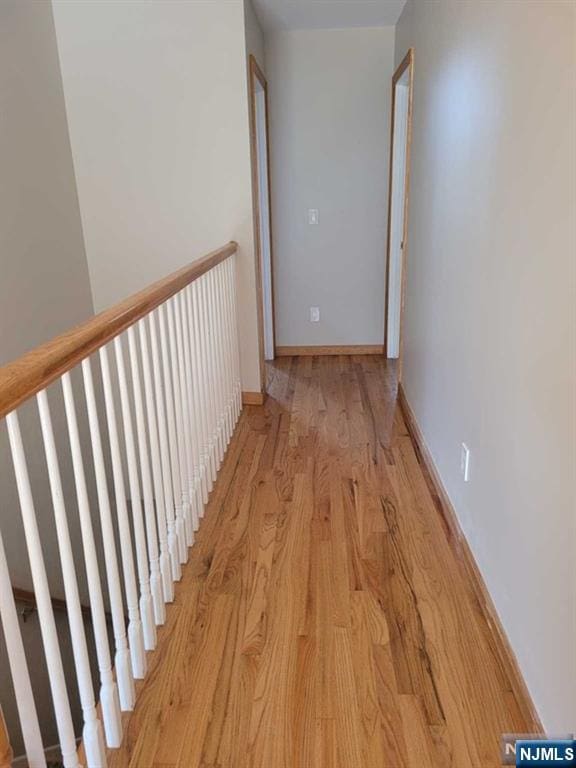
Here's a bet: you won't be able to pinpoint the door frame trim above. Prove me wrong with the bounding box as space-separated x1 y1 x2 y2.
384 48 415 381
248 54 276 389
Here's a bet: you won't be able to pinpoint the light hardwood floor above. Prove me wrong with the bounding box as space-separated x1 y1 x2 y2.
108 355 530 768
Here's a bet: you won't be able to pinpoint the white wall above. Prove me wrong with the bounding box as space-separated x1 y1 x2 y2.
395 0 576 732
52 0 262 393
0 1 93 366
266 27 395 347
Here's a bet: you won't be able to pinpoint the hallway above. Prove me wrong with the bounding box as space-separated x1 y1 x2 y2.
108 355 531 768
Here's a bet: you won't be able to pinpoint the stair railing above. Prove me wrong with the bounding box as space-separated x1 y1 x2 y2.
0 242 241 767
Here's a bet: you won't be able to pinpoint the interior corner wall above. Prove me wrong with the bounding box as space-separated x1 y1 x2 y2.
244 0 266 71
395 0 576 732
265 27 395 347
52 0 262 393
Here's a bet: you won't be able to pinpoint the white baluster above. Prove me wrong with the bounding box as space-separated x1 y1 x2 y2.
207 271 224 467
61 372 122 748
212 265 229 449
0 529 45 767
174 294 200 534
226 260 239 426
206 270 223 464
224 260 239 430
183 289 203 529
218 266 231 444
148 312 180 585
207 273 219 480
82 358 135 711
229 254 243 417
99 346 148 674
185 285 209 507
138 318 170 618
6 412 79 768
37 391 107 768
216 263 233 444
181 289 205 516
166 299 193 550
199 276 218 481
127 327 164 629
160 304 188 563
208 270 224 466
112 336 156 653
191 279 214 495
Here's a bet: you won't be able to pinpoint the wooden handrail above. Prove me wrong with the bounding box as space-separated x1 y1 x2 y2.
0 242 237 420
0 705 12 768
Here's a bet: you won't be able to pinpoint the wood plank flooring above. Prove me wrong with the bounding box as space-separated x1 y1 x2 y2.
108 355 530 768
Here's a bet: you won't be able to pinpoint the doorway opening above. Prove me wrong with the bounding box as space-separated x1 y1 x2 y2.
249 55 275 389
384 49 414 379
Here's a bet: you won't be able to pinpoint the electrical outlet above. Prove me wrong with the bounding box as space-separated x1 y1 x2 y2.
308 208 319 225
310 307 320 323
460 443 471 482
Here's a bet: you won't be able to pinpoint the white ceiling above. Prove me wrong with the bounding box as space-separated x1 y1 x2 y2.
252 0 407 32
